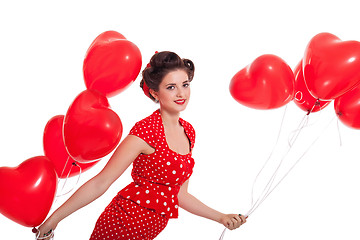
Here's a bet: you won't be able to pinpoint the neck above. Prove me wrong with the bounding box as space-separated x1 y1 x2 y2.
159 108 180 127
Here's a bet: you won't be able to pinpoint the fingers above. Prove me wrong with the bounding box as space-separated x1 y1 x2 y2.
225 215 240 230
43 229 53 237
33 228 53 240
239 214 247 224
225 214 247 230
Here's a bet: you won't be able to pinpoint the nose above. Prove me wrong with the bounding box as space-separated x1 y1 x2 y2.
176 86 184 97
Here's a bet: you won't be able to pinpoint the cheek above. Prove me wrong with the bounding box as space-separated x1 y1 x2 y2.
159 91 175 102
185 88 191 98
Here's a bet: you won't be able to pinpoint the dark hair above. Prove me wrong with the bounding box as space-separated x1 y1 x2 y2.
140 51 195 102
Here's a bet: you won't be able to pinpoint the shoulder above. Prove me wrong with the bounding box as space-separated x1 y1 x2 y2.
179 118 196 147
129 110 161 147
180 118 195 136
130 110 161 132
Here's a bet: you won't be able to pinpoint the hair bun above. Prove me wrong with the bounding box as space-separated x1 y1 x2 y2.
150 51 182 69
183 59 194 71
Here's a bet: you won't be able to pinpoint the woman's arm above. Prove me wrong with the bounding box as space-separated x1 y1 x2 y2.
36 135 149 237
178 180 246 230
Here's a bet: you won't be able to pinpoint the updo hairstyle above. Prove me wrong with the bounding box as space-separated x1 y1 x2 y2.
140 51 195 102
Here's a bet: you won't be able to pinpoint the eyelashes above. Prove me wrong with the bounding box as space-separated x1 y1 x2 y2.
166 83 190 90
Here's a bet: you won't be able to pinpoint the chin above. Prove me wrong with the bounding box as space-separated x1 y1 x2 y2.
176 103 188 112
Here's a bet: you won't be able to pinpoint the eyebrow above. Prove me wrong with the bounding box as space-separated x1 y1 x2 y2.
165 80 190 86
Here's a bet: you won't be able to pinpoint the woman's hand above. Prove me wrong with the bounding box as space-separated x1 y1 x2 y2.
220 214 246 230
34 218 58 239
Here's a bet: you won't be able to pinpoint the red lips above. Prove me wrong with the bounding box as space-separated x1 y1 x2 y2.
174 99 186 105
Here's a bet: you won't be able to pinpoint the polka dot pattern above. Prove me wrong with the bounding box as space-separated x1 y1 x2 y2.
120 109 195 219
89 110 195 239
90 195 168 240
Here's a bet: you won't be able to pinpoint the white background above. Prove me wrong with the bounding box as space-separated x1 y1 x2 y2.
1 0 360 239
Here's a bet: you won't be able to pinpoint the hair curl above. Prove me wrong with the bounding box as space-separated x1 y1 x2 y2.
140 51 195 102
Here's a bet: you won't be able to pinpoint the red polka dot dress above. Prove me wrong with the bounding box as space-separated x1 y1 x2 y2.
90 109 195 240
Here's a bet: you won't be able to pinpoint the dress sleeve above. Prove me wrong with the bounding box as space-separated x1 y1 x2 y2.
129 120 157 148
182 120 196 151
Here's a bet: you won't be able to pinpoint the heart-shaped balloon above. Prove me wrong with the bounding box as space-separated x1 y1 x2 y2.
43 115 99 178
293 61 331 113
64 90 123 163
334 85 360 129
303 32 360 100
229 54 294 110
0 156 57 227
83 31 142 97
86 30 126 55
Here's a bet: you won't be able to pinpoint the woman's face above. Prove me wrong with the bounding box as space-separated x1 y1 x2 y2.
151 69 191 114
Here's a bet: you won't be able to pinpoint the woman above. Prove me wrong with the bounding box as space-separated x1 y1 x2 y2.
37 51 246 239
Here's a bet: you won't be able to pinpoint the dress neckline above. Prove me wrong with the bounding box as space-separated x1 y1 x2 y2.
155 109 191 156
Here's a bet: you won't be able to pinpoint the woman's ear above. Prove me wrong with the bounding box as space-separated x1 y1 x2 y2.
149 89 158 101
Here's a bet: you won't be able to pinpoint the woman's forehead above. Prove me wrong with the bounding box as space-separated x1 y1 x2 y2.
161 70 189 84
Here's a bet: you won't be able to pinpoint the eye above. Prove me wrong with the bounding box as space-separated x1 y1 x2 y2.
183 82 190 88
166 85 175 90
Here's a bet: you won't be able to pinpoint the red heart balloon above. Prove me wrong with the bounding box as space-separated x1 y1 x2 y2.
0 156 57 227
334 85 360 129
303 32 360 100
64 90 123 163
293 61 331 113
43 115 99 178
86 30 126 54
83 31 142 97
229 54 294 110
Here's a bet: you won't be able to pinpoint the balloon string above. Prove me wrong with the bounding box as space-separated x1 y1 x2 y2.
247 117 307 216
35 229 54 240
220 106 289 240
52 156 70 206
56 162 82 198
248 115 336 216
219 228 227 240
247 114 336 217
33 160 81 239
287 114 309 147
54 157 82 199
247 100 321 217
219 101 322 239
250 105 288 206
78 158 101 163
336 117 343 147
57 156 70 185
288 99 321 147
246 111 309 216
249 105 301 216
55 161 73 200
33 162 82 239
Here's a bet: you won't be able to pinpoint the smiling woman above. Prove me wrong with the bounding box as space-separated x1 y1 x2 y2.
35 51 246 240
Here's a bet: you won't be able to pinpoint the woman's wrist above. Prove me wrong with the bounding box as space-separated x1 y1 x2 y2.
47 211 61 227
216 213 227 224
